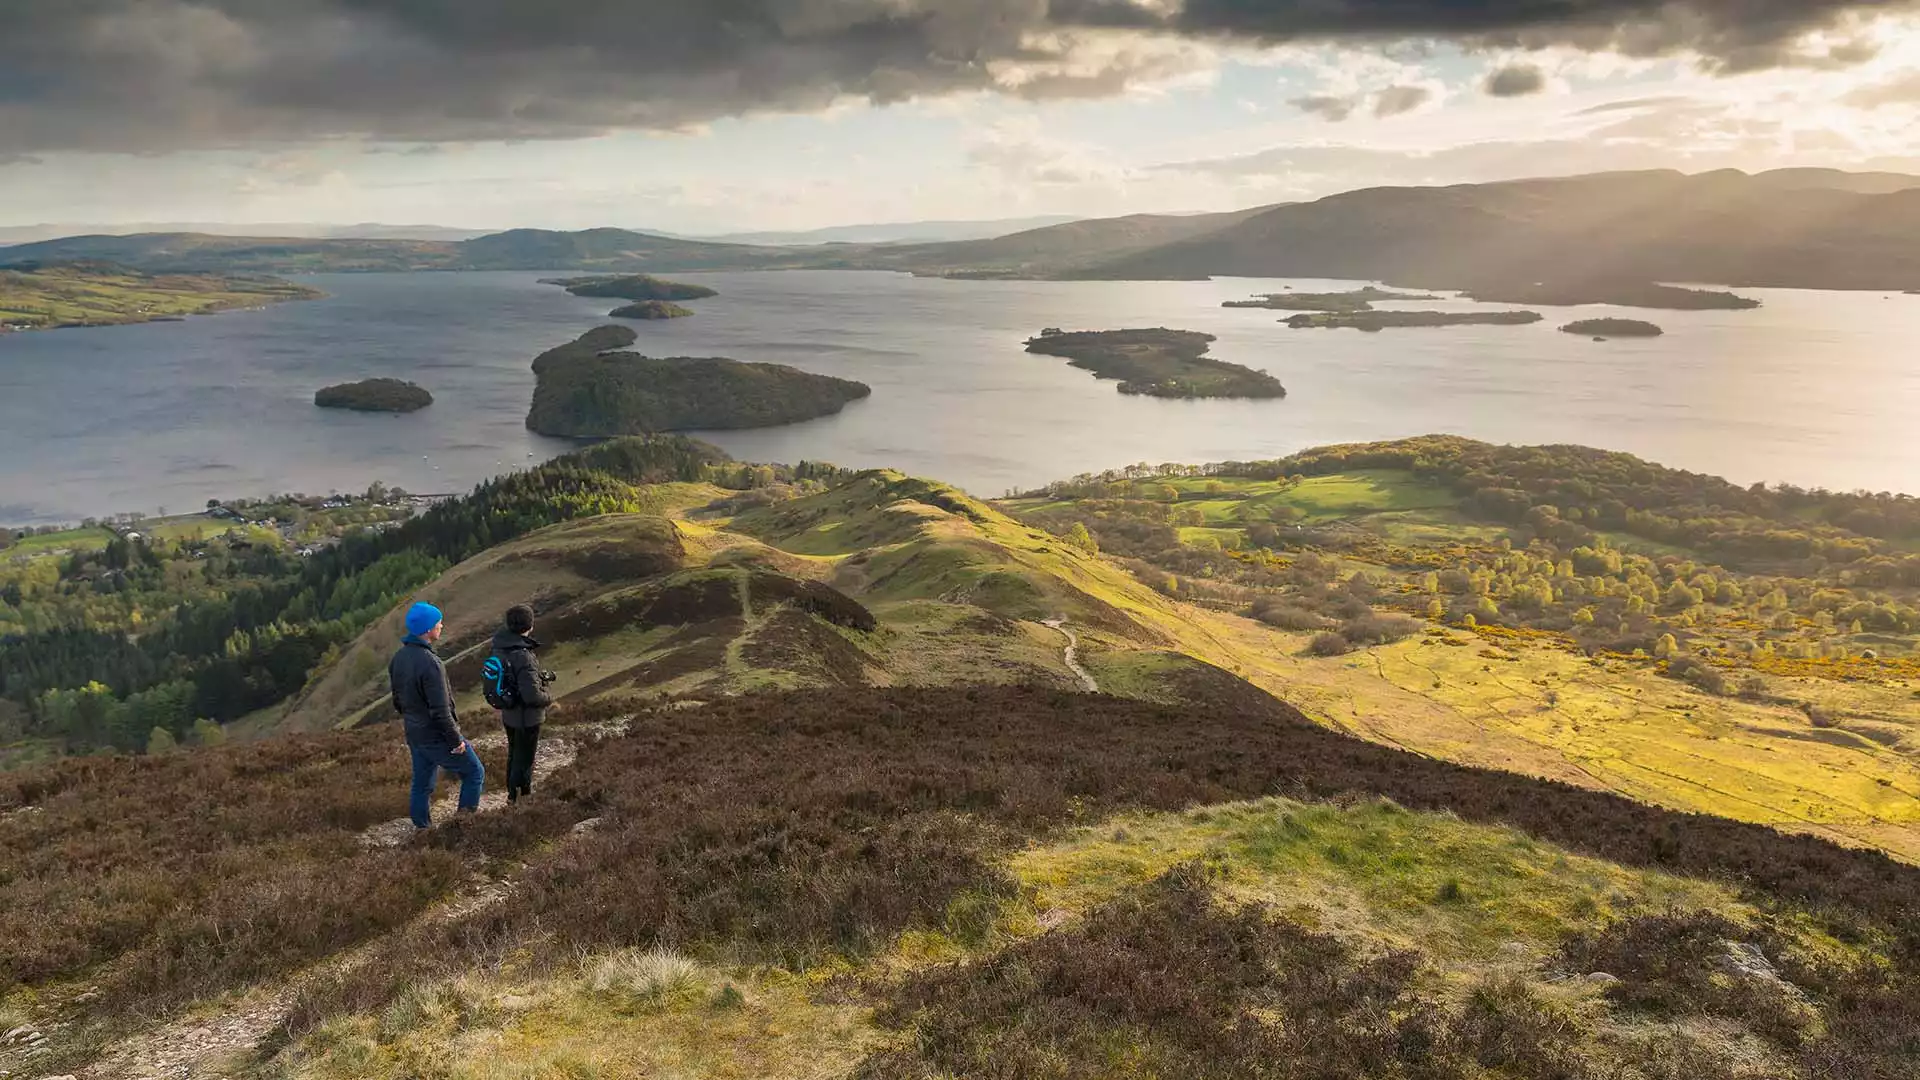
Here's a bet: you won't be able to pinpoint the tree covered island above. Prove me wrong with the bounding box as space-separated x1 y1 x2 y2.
610 300 695 320
1462 278 1760 310
313 378 434 413
1562 318 1665 338
526 326 871 436
1284 310 1543 331
540 274 719 301
1223 286 1442 312
1024 328 1286 399
0 260 323 332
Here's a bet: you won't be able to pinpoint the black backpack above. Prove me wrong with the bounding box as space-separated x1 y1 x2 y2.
481 650 520 710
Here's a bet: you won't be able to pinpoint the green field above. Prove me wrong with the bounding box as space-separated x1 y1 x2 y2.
6 527 114 556
0 265 321 331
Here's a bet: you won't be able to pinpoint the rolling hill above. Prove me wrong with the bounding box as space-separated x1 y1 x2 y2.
8 437 1920 1078
8 169 1917 292
1073 169 1920 291
0 227 816 275
854 204 1281 276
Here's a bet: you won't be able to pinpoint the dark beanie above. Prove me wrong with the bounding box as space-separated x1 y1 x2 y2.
505 604 535 634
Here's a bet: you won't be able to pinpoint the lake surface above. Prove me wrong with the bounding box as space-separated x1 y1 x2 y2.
2 270 1917 525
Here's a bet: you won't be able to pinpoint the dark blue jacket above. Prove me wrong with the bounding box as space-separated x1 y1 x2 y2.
389 637 466 749
491 628 553 730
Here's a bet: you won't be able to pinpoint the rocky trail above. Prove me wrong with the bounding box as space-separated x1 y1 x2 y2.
1042 618 1098 693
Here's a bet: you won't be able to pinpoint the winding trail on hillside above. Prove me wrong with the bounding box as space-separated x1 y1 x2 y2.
1043 618 1099 693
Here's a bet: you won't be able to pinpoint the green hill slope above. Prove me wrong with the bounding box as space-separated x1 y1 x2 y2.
0 261 321 330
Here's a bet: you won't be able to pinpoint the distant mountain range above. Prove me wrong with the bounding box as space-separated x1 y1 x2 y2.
0 216 1090 249
0 222 499 245
5 168 1918 291
1074 168 1920 291
688 215 1081 246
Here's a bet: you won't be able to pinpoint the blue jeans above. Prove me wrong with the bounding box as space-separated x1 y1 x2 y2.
409 742 485 827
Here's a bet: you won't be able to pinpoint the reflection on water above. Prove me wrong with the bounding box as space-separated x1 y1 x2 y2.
1 269 1916 525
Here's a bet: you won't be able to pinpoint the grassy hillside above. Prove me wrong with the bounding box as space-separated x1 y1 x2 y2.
274 467 1251 737
1007 438 1920 860
11 439 1920 1078
0 261 322 330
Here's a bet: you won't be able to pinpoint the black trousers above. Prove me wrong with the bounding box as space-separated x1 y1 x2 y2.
504 723 541 797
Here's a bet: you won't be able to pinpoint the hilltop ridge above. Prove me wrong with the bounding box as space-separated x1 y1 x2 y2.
7 168 1918 292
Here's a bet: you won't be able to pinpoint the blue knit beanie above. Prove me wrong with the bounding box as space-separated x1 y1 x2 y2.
404 601 443 637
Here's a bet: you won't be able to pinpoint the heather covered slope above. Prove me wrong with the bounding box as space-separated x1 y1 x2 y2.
7 687 1920 1079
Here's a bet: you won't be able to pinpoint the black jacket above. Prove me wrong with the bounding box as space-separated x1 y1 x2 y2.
491 628 553 730
390 638 466 749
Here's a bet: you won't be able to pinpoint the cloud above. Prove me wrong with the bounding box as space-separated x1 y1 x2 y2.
1372 84 1433 118
965 121 1133 187
1845 69 1920 107
1576 95 1702 115
1 0 1910 155
1290 94 1360 121
1483 63 1549 98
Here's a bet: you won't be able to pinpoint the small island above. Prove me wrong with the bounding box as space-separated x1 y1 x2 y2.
610 300 695 320
1223 286 1441 312
526 326 870 436
1285 310 1542 332
540 274 718 302
1461 278 1759 311
0 260 323 333
1024 328 1286 399
314 378 434 413
1562 318 1664 339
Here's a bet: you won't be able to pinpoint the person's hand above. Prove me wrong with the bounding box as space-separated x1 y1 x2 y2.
453 741 468 754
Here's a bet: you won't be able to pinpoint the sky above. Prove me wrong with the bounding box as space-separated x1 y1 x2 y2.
4 1 1920 234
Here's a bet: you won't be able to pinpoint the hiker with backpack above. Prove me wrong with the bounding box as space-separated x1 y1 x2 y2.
390 601 484 827
485 604 555 804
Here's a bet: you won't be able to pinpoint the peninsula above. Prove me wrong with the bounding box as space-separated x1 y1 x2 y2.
1285 310 1543 331
0 261 322 332
1462 279 1759 311
314 378 434 413
610 300 695 320
541 274 718 302
1223 286 1442 312
1024 328 1286 399
1562 318 1665 338
526 326 870 436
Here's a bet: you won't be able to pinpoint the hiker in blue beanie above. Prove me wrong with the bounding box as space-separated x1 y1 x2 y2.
388 600 483 827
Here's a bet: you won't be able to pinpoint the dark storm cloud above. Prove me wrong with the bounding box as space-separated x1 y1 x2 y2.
1483 63 1549 97
0 0 1909 155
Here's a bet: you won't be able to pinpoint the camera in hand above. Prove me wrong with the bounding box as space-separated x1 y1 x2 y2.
537 669 558 686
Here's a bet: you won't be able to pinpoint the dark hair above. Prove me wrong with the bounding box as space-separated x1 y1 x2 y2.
505 604 535 634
